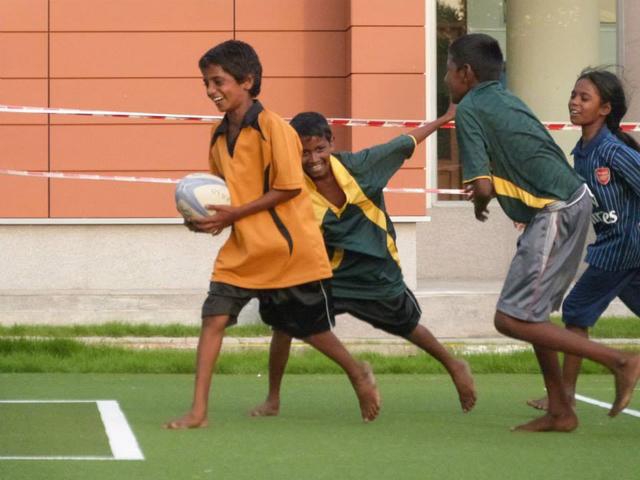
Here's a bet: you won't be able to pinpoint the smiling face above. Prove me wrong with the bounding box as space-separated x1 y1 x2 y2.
301 135 334 180
569 78 611 128
201 63 254 114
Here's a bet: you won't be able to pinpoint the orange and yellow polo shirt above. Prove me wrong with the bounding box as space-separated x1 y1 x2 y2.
208 101 332 289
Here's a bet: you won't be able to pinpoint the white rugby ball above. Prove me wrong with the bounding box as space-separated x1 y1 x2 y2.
175 173 230 220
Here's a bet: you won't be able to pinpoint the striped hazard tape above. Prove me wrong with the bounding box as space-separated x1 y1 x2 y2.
0 104 473 194
3 104 639 131
0 169 466 195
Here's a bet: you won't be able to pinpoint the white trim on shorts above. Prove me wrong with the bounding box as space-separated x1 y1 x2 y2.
405 288 423 316
319 281 334 331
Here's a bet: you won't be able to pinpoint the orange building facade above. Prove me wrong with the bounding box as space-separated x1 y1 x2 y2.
1 0 429 220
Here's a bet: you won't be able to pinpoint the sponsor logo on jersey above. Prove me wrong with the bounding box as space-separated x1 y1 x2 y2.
591 209 618 225
595 167 611 185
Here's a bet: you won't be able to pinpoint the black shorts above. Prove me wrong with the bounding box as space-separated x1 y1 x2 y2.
334 288 421 337
201 280 334 339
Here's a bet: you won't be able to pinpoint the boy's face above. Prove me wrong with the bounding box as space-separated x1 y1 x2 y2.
201 64 253 113
301 135 334 180
444 57 471 104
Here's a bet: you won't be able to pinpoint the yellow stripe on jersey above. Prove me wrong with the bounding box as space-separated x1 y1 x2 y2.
330 247 344 269
493 176 556 209
303 156 401 267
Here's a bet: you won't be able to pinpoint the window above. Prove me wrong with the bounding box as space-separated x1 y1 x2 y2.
434 0 618 199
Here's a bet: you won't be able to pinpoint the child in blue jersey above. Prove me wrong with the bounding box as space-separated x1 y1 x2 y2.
528 68 640 412
447 33 640 432
249 107 477 418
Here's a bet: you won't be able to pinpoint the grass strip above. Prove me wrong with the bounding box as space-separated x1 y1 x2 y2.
1 337 637 375
549 315 640 338
0 322 271 338
0 316 637 339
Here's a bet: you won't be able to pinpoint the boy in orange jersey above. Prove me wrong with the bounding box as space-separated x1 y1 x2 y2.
164 40 379 429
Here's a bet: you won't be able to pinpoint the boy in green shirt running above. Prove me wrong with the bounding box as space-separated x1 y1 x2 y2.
250 106 477 417
446 33 640 432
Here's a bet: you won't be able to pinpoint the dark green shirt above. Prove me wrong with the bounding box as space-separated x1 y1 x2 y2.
456 81 583 223
304 135 416 299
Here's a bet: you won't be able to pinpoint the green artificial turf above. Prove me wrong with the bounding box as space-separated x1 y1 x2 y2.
0 402 111 457
0 373 638 480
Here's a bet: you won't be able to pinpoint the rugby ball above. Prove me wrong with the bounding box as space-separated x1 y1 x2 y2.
175 173 230 220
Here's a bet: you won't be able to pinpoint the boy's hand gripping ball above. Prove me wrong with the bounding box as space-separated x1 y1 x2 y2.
175 173 230 220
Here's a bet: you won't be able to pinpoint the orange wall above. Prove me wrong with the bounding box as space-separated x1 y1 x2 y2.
1 0 428 218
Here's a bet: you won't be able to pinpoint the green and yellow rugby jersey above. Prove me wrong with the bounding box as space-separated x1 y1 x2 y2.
305 135 416 300
456 81 583 223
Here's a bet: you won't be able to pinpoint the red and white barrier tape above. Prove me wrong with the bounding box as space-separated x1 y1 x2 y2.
0 104 432 127
0 168 466 195
0 105 221 123
3 104 639 131
0 168 180 184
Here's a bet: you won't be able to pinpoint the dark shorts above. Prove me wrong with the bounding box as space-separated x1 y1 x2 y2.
498 185 592 322
334 288 421 337
562 265 640 328
201 280 334 339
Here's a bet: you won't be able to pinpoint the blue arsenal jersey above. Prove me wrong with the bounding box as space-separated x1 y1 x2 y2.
572 126 640 270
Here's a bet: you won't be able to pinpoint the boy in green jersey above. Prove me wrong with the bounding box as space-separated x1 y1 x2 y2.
446 33 640 432
250 106 477 418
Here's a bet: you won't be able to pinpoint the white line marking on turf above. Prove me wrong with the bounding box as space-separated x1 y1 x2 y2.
97 401 145 460
575 394 640 418
0 456 115 461
0 399 103 403
0 399 144 461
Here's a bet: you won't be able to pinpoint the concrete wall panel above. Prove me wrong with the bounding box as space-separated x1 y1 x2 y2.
0 0 47 31
50 32 228 78
50 124 211 171
236 0 348 31
349 128 426 168
348 74 425 120
49 79 213 123
238 32 346 77
0 33 48 78
49 171 187 218
0 176 48 217
0 126 49 170
0 80 48 124
384 192 425 216
50 0 233 31
385 168 427 216
350 0 424 26
260 78 346 118
349 27 424 74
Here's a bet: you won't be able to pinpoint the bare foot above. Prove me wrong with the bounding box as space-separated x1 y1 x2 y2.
511 412 578 433
526 394 575 411
163 411 209 429
351 361 381 423
526 396 548 411
610 353 640 417
249 398 280 417
450 360 477 412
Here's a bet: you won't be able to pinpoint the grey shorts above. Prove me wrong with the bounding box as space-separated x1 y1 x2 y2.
497 185 592 322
